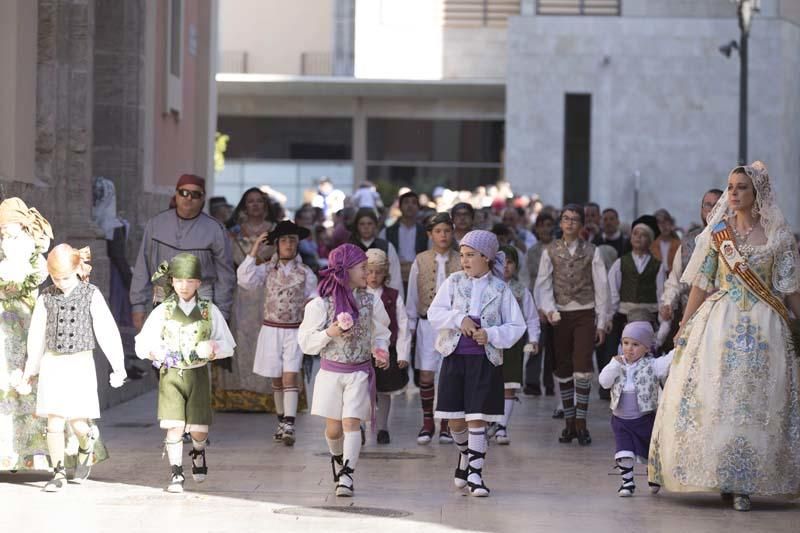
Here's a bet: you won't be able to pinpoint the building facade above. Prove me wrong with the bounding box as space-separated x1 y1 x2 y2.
0 0 218 407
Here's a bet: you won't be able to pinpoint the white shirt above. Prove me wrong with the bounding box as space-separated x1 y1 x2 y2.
661 246 684 307
236 255 317 299
297 290 391 355
351 188 380 209
367 286 412 363
396 223 419 263
405 251 451 331
534 240 612 328
25 286 126 377
607 253 666 314
360 239 403 295
427 272 526 350
134 296 236 366
518 228 538 251
519 287 541 342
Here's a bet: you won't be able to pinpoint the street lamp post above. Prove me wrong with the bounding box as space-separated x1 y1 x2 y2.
734 0 759 164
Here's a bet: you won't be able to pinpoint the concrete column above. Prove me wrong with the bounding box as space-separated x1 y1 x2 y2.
352 98 367 187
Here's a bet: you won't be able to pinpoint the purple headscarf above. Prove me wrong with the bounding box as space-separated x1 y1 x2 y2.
459 230 505 278
317 243 368 319
621 321 654 351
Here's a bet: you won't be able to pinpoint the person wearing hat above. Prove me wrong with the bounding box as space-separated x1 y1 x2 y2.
348 208 402 294
598 322 674 497
602 215 667 398
130 174 235 331
298 243 391 497
208 196 233 225
428 230 526 497
406 212 462 445
535 204 612 446
134 253 235 493
237 221 317 446
21 244 127 492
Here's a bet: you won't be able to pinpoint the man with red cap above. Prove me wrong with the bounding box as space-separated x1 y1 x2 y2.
130 174 235 330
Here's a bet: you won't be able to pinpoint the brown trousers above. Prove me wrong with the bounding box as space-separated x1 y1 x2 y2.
552 309 596 379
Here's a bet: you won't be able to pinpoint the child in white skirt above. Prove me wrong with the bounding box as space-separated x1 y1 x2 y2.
21 244 127 492
298 243 391 497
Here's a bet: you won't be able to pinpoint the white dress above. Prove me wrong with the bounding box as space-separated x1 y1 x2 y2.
25 285 125 419
648 236 800 497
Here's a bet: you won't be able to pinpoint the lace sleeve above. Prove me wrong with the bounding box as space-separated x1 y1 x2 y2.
681 229 718 292
772 231 800 294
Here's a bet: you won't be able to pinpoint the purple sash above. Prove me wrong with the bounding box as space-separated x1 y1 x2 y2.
455 316 485 355
320 358 376 430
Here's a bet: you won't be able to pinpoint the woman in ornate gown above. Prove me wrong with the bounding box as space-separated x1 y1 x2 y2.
211 188 276 411
648 162 800 512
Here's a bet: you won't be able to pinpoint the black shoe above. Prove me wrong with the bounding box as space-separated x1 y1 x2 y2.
545 387 555 396
576 428 592 446
523 385 540 396
377 430 390 444
552 408 564 419
188 448 208 482
558 428 577 443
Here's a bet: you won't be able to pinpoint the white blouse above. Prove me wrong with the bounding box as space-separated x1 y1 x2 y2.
25 287 125 377
134 296 236 364
427 272 526 350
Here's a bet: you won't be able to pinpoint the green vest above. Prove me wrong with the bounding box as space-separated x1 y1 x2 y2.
619 253 660 304
160 294 212 369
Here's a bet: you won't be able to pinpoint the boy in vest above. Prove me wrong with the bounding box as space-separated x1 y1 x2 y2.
406 213 462 444
298 244 391 497
429 230 525 496
535 204 611 446
135 253 236 493
603 215 666 396
598 322 673 496
237 221 317 446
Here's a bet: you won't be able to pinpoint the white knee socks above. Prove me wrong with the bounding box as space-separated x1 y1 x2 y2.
165 439 183 466
501 398 515 427
273 387 285 419
467 428 487 486
325 434 344 457
283 387 298 422
342 431 361 471
46 430 65 468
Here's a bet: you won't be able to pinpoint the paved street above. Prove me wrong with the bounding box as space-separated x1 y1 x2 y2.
1 386 798 533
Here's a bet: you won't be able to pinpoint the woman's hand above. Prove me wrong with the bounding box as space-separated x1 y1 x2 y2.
398 360 409 369
460 317 479 337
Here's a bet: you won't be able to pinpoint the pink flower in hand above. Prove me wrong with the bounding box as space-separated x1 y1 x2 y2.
336 312 354 331
373 348 389 364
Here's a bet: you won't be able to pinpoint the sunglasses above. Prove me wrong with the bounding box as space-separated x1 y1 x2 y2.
177 189 204 200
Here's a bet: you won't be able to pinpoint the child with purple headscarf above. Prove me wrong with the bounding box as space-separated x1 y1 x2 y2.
598 321 674 497
427 230 526 497
298 243 391 497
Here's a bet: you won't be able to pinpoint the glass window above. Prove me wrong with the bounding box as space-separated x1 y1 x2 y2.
217 117 353 160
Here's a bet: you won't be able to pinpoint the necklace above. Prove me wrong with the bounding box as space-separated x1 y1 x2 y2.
729 217 757 257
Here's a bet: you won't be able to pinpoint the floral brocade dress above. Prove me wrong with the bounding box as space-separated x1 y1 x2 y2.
648 237 800 497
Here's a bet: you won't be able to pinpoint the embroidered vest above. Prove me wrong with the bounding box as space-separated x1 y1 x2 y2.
434 271 508 366
619 253 660 304
416 249 462 317
262 257 309 327
547 239 595 306
319 291 374 364
43 283 96 354
380 286 398 345
508 278 527 310
160 294 212 368
609 357 660 414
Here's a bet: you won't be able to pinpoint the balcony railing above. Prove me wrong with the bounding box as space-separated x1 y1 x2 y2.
536 0 620 16
444 0 521 27
300 51 333 76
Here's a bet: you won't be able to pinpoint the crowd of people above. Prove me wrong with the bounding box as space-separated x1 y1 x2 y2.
1 162 799 511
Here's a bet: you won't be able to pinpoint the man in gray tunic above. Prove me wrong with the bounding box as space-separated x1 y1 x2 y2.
130 174 235 330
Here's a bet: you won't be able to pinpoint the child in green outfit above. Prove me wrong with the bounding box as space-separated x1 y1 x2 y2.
134 253 235 493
